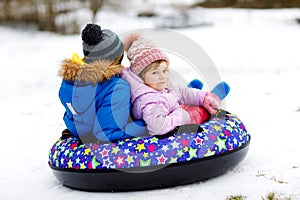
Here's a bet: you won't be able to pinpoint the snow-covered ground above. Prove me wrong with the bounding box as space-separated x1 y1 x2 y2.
1 7 300 200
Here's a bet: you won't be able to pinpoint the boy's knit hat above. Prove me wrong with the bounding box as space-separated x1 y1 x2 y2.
81 24 124 64
123 33 169 75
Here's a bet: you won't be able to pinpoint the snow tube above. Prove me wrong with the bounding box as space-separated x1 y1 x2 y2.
49 110 250 191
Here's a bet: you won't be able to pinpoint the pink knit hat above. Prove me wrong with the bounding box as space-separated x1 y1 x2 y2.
123 33 169 75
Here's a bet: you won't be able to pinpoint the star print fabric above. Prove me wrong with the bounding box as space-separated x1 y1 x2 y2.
49 113 249 170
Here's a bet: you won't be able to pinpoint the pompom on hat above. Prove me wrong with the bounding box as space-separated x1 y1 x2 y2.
123 33 169 75
81 24 124 64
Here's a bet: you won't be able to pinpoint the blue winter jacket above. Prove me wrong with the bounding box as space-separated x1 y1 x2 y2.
58 58 147 143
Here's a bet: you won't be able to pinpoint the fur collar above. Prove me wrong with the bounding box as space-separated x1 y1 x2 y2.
58 58 122 85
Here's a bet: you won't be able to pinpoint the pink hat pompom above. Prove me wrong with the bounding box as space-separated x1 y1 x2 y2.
123 33 141 52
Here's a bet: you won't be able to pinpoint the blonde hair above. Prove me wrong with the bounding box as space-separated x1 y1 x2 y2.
139 60 169 80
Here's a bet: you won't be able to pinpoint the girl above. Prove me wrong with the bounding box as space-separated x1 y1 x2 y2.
121 34 228 136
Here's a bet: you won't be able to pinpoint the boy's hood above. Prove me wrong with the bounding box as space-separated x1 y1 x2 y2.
58 58 122 85
59 58 123 113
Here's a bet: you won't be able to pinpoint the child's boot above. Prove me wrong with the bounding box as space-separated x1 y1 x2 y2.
188 79 230 100
211 81 230 100
188 79 203 90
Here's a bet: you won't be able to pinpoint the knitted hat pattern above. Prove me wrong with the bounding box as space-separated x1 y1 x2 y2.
81 24 124 64
123 34 169 76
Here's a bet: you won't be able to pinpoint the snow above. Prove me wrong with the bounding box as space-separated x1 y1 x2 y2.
1 7 300 200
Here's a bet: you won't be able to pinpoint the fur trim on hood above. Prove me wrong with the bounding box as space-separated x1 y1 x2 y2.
58 58 122 85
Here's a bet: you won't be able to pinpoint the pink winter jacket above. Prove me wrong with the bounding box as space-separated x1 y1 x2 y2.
121 68 208 136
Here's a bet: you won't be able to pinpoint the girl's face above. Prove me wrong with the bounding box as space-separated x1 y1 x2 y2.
143 61 169 91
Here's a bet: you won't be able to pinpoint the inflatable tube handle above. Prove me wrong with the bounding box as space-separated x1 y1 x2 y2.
212 109 230 119
155 124 203 139
175 124 203 134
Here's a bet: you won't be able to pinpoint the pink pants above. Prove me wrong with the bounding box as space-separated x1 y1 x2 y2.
181 105 210 124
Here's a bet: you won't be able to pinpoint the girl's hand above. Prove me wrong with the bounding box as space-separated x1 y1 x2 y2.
203 93 221 114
